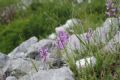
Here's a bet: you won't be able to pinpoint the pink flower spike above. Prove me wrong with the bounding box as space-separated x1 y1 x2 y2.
39 48 48 62
86 28 93 43
56 31 69 49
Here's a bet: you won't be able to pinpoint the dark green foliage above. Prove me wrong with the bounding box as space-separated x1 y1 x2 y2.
0 0 105 54
0 0 72 53
0 0 18 9
0 19 28 53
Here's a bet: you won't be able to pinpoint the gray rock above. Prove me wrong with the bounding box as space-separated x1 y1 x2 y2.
0 52 9 68
8 37 38 58
92 18 119 44
19 67 74 80
26 39 55 55
26 39 62 68
6 76 17 80
103 31 120 53
0 69 4 80
65 19 81 29
2 58 43 78
25 39 58 60
66 34 86 53
55 18 81 33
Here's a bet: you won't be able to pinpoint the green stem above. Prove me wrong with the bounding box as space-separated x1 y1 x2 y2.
30 59 38 72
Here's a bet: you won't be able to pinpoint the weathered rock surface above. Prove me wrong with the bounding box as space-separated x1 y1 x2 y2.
0 52 9 69
92 18 119 44
55 19 81 33
26 39 57 60
19 67 74 80
103 31 120 53
0 69 4 80
2 58 44 79
66 34 86 53
8 37 38 58
5 58 39 72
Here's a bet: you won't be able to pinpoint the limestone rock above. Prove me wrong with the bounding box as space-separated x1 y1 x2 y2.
66 34 86 53
19 67 74 80
76 56 96 69
103 31 120 53
55 19 81 33
8 37 38 58
2 58 43 78
92 18 119 44
26 39 56 60
0 52 9 68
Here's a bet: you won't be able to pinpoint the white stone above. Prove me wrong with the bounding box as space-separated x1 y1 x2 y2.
64 19 81 29
6 76 17 80
55 25 66 34
21 0 32 7
77 0 84 4
48 33 57 40
76 56 96 69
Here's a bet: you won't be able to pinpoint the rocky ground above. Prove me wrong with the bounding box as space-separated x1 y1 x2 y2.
0 17 120 80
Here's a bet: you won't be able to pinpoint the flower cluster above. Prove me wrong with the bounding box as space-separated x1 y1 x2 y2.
39 48 48 62
106 0 116 17
56 31 69 49
39 31 69 63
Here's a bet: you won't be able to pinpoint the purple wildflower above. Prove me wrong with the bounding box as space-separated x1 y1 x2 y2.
86 28 93 43
39 48 48 62
56 31 69 49
106 0 116 17
106 0 113 9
